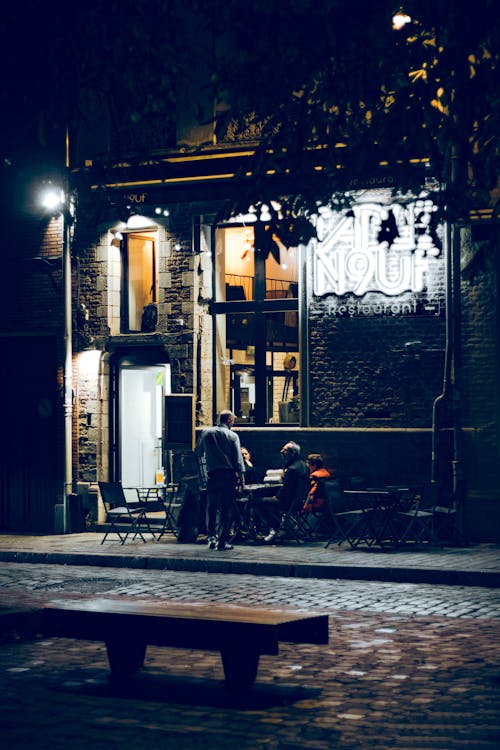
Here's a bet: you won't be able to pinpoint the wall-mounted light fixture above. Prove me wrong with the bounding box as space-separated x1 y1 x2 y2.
392 7 411 31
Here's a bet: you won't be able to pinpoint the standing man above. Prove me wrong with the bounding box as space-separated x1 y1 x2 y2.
195 410 245 551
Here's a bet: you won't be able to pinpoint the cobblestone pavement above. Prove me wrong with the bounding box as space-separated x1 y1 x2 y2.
1 562 500 619
0 534 499 593
1 562 500 750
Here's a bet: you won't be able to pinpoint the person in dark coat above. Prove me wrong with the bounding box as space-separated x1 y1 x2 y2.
195 410 245 551
263 441 309 543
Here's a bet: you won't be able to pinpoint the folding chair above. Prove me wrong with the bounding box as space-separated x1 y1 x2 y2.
264 478 311 544
395 482 437 546
324 482 377 549
432 490 467 546
98 481 149 544
162 484 183 537
397 481 468 547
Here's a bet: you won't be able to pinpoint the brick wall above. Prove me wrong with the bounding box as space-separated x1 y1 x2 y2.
460 227 500 539
306 242 447 428
216 426 433 490
309 313 446 427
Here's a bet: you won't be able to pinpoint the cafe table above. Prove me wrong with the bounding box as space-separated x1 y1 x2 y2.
340 488 407 549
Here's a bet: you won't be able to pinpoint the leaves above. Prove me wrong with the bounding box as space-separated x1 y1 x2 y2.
0 0 497 222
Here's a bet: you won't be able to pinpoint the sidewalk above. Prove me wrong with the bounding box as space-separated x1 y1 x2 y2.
0 532 499 587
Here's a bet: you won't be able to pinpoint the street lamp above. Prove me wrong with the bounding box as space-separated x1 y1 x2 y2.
41 180 74 534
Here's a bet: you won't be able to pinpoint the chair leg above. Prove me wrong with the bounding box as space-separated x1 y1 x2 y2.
101 517 129 545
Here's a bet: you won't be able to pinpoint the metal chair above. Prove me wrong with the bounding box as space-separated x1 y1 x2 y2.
98 481 150 544
261 477 311 544
324 481 404 549
395 482 438 546
323 480 372 548
398 483 467 546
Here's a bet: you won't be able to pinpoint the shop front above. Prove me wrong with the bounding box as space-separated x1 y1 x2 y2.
202 184 449 499
69 173 454 520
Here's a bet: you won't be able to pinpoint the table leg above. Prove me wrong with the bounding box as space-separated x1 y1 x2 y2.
220 646 260 688
105 639 147 679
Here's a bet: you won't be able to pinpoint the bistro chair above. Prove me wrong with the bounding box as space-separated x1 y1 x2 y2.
395 482 438 546
323 479 373 548
98 481 150 545
424 485 466 546
265 479 311 544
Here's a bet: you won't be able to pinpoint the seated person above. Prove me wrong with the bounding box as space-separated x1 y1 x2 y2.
241 446 259 485
260 441 309 542
302 454 333 514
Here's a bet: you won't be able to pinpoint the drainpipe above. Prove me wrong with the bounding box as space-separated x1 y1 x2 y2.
431 145 463 509
63 129 73 533
431 203 453 484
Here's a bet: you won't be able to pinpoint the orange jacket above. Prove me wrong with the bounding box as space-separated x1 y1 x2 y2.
302 467 331 512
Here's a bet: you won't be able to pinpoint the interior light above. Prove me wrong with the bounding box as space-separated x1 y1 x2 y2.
155 207 162 214
126 214 155 229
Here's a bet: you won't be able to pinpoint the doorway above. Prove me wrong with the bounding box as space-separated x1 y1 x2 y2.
118 360 171 487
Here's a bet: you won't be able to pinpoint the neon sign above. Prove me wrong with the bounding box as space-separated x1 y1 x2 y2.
313 199 441 297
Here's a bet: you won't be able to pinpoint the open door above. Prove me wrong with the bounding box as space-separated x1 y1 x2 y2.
119 362 171 487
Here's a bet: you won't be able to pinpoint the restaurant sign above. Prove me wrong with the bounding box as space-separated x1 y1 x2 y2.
313 197 441 298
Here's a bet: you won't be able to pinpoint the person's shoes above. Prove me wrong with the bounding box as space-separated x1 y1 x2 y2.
207 536 217 550
264 529 277 543
216 542 233 551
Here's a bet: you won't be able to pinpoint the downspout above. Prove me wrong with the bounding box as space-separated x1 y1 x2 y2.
450 191 464 516
299 241 309 426
431 146 463 508
63 127 73 533
431 200 453 484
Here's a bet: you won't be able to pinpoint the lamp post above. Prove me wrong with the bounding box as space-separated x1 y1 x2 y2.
41 174 74 534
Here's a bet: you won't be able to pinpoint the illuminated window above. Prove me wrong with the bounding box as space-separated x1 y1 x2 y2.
213 225 300 426
121 231 158 333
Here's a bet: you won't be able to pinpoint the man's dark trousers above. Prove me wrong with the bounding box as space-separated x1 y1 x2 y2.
206 468 236 545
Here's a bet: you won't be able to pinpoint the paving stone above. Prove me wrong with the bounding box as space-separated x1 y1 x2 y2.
0 535 499 749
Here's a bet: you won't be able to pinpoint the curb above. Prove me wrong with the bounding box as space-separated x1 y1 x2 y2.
1 550 499 588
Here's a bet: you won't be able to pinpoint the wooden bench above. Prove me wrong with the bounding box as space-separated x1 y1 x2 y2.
42 598 329 688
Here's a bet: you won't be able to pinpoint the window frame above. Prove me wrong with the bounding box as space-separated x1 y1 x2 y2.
120 230 158 334
211 222 301 426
